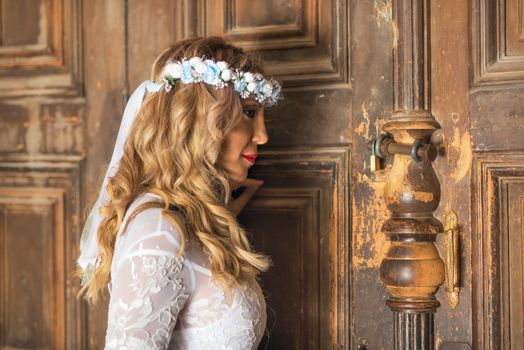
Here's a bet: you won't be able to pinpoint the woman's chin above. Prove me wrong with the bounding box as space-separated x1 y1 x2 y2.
228 175 246 190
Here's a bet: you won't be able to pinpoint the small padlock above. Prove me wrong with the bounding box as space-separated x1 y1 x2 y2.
370 139 382 171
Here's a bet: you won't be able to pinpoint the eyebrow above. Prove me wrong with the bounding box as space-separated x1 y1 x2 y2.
242 100 262 108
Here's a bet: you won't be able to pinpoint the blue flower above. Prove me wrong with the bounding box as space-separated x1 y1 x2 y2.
203 60 221 85
254 81 263 95
234 79 247 93
181 61 193 84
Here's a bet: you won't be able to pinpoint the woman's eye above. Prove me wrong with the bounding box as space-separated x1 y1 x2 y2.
243 109 256 119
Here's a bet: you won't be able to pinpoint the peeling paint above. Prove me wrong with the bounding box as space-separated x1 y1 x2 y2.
373 0 392 27
448 126 472 182
392 20 399 49
355 102 371 138
413 191 434 202
353 174 391 268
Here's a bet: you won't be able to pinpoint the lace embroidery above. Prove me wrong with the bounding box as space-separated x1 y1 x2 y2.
105 254 190 350
104 198 267 349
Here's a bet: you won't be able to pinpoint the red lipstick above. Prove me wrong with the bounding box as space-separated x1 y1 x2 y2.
242 154 257 164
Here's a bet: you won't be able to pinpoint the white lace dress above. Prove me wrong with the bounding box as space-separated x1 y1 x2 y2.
104 193 267 350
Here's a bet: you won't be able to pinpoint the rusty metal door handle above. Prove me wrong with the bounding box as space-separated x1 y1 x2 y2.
368 134 438 165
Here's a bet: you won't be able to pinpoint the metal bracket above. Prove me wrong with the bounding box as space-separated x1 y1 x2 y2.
444 211 460 309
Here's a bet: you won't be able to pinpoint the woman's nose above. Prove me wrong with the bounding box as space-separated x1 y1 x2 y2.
253 114 269 145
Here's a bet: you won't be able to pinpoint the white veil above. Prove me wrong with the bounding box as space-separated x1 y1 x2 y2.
78 80 163 285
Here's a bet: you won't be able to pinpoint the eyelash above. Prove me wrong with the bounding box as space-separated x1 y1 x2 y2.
243 109 257 119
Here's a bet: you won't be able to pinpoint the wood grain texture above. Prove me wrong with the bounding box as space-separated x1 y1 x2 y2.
0 188 65 350
472 152 524 350
0 161 83 349
239 146 350 350
349 0 394 347
471 0 524 86
470 87 524 151
177 0 350 87
0 0 86 345
81 0 126 347
430 0 473 347
0 0 83 97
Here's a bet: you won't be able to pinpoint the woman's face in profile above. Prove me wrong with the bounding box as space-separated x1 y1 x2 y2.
219 98 268 188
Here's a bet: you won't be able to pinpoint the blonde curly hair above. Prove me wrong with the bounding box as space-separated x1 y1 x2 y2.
79 36 271 303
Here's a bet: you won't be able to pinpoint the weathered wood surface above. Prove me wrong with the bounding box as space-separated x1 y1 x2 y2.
1 0 523 349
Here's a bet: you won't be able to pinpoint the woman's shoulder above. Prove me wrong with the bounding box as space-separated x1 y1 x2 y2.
119 192 186 244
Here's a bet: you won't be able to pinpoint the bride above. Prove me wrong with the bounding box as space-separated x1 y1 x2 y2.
77 36 282 349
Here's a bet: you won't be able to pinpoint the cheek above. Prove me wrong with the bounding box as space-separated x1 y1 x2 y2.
223 123 251 159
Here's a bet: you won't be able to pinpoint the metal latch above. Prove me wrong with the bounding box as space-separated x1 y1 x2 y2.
444 211 460 309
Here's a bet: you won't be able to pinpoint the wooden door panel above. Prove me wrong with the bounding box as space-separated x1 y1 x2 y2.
0 0 85 348
472 0 524 86
239 147 350 349
0 168 82 349
470 1 524 349
203 0 348 86
0 188 65 350
472 155 524 349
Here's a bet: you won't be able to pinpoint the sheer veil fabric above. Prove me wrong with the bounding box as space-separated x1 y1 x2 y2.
78 80 163 276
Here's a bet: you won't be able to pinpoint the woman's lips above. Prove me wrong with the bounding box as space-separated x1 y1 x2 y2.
242 154 257 164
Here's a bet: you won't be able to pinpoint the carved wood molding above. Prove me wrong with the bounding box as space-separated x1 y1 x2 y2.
245 188 320 349
0 0 83 97
174 0 350 87
472 0 524 87
0 187 66 349
0 99 85 157
472 152 524 350
243 145 350 349
0 161 84 349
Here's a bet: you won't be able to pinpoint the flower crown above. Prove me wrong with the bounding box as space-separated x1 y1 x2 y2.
155 56 282 107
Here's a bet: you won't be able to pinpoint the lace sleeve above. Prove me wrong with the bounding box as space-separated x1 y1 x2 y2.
104 221 194 350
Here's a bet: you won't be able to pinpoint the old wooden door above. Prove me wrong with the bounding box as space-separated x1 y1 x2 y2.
1 0 523 349
81 1 352 348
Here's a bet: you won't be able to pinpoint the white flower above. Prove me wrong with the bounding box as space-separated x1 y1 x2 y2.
164 63 182 79
262 81 273 96
145 56 282 107
247 81 257 92
194 62 207 74
244 72 254 82
189 57 203 66
187 57 206 75
216 61 228 71
221 69 232 81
